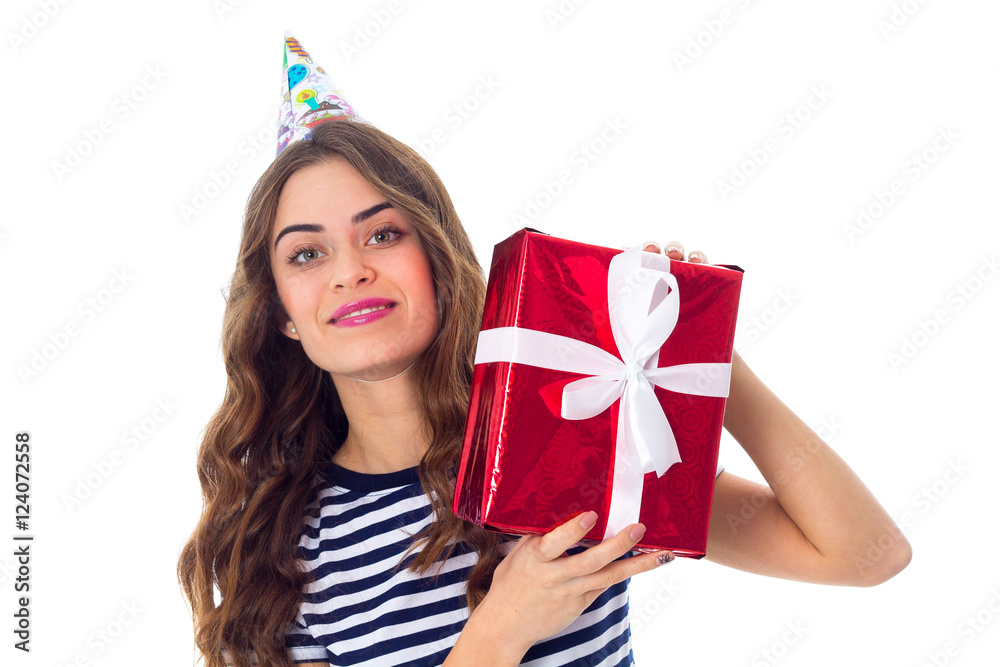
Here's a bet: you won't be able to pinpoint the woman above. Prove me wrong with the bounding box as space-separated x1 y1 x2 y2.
177 118 911 667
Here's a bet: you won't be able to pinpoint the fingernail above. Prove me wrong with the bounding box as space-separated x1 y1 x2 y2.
579 511 598 530
656 552 675 566
630 524 646 542
642 241 661 253
665 245 681 255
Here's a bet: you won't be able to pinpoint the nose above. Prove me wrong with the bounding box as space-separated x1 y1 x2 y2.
329 246 375 290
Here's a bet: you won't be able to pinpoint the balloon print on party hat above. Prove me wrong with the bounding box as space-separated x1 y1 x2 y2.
276 31 363 157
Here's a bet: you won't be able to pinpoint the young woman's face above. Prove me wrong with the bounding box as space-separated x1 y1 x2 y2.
270 157 439 380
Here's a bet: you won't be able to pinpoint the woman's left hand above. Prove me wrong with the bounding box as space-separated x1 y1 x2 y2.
638 240 708 264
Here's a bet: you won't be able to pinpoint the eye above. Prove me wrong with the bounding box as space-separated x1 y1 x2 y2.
366 224 402 246
283 225 403 265
285 245 324 265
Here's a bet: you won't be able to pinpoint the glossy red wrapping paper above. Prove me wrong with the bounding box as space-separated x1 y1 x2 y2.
452 228 744 557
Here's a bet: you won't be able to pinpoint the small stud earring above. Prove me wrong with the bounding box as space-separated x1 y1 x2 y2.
291 326 296 333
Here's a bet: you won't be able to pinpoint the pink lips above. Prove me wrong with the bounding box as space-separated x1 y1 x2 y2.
330 298 397 326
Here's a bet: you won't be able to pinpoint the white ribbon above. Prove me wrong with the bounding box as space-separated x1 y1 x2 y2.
474 244 733 540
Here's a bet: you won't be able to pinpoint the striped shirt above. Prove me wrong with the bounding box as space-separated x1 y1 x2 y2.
284 459 725 666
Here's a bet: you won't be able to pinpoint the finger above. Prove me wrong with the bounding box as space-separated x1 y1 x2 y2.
663 241 684 260
562 521 645 578
654 550 676 566
514 530 543 551
641 241 661 254
536 510 600 562
688 250 708 264
573 547 674 598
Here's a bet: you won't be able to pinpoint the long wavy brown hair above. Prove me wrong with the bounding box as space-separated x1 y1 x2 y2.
177 119 510 667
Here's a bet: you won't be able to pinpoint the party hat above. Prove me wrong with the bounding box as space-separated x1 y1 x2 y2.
276 31 362 157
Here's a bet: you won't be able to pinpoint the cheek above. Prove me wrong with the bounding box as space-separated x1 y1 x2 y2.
419 263 438 304
276 266 319 292
412 258 438 326
272 275 294 304
274 273 318 316
401 248 436 297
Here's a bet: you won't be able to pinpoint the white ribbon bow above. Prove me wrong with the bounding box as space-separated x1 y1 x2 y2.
474 244 732 539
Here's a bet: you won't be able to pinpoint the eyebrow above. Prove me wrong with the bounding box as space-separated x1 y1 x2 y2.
273 201 394 250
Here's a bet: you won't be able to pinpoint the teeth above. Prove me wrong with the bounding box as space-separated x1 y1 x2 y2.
338 304 390 321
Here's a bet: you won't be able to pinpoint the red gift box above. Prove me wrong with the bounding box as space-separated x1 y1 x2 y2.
452 228 744 557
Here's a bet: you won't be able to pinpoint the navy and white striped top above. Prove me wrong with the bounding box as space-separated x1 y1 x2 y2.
283 459 725 666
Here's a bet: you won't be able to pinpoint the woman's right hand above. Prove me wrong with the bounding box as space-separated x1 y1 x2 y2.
472 511 673 656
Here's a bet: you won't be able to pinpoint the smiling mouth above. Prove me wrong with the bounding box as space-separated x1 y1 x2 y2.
332 303 396 323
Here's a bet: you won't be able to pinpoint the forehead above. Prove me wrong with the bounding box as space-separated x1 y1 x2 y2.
272 159 385 234
278 158 370 209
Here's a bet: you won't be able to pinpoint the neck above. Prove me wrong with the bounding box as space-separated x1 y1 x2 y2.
330 359 430 474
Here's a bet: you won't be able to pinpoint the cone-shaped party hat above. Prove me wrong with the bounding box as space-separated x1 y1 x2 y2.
276 31 362 157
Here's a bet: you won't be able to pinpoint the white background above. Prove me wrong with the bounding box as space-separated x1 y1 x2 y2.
3 1 999 666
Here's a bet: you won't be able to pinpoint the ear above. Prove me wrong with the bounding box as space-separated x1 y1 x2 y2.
280 319 300 340
269 288 299 340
